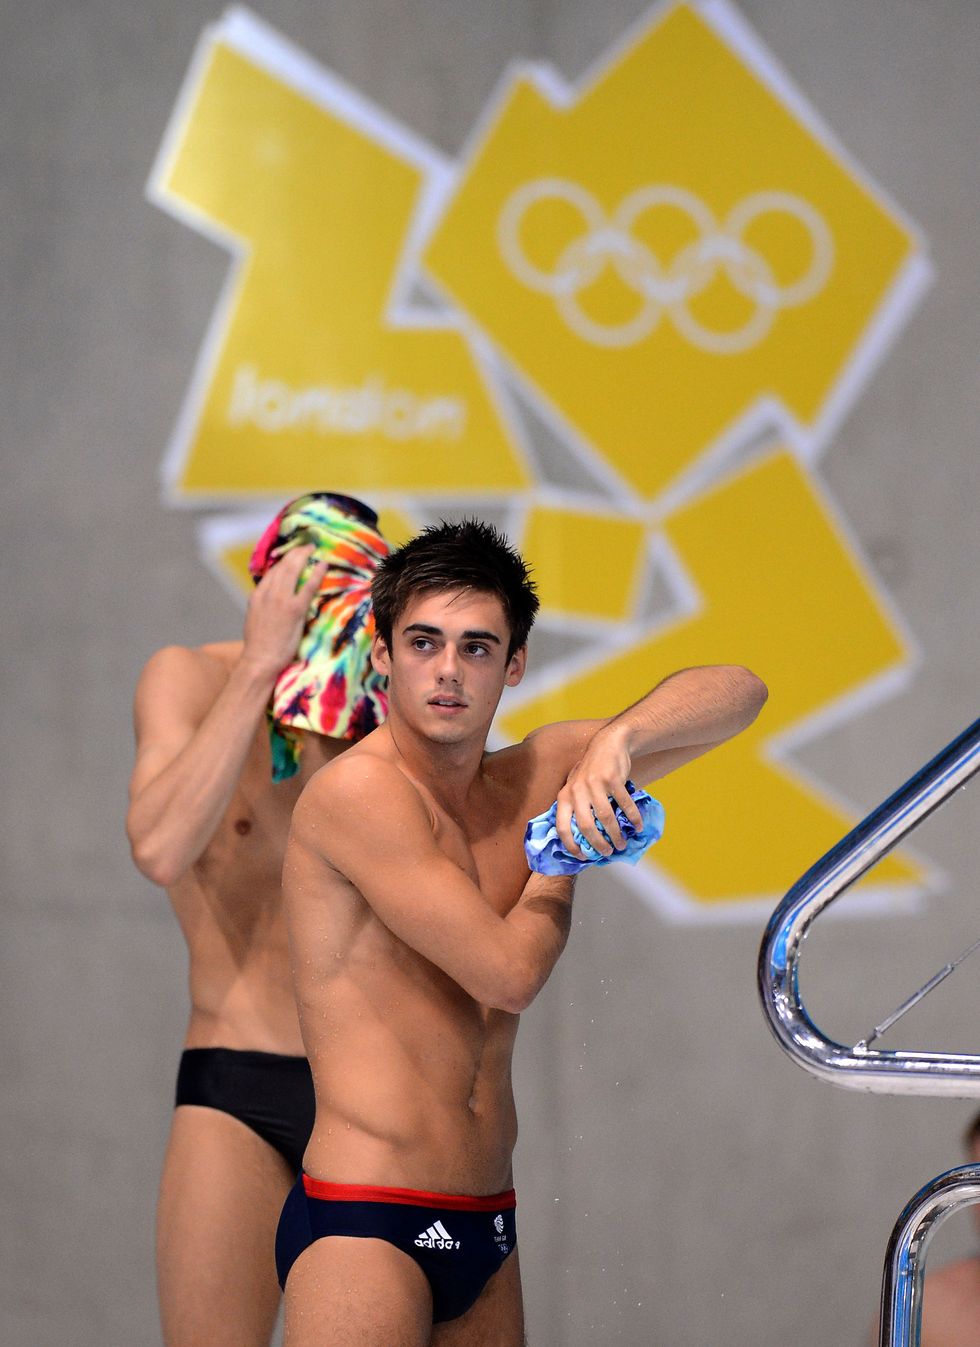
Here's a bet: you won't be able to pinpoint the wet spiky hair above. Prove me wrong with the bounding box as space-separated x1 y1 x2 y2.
371 518 538 659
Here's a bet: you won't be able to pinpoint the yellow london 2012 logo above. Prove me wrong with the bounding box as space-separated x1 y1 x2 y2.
148 0 934 919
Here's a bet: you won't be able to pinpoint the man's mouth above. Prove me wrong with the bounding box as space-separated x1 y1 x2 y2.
429 696 466 709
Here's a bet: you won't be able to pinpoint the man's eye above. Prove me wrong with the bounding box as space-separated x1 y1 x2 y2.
466 644 489 657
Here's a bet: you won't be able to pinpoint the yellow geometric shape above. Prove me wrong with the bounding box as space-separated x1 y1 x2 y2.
376 506 419 551
500 450 922 905
151 28 527 499
215 541 259 597
424 1 923 504
520 505 646 621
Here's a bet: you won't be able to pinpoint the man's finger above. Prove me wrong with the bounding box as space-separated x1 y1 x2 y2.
297 555 327 601
281 544 314 571
286 545 317 593
592 798 626 851
573 794 615 857
555 797 588 861
610 786 643 832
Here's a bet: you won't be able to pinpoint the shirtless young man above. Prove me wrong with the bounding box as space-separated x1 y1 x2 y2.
869 1113 980 1347
126 493 388 1347
275 518 768 1346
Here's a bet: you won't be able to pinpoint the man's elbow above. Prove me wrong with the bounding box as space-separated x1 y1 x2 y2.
730 665 768 715
489 987 536 1016
458 960 540 1015
489 961 545 1015
671 663 768 716
127 826 183 889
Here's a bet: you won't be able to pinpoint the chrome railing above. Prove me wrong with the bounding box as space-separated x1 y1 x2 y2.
758 716 980 1095
878 1164 980 1347
757 715 980 1347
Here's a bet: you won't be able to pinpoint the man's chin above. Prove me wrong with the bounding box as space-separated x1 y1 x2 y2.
422 708 476 742
426 720 469 743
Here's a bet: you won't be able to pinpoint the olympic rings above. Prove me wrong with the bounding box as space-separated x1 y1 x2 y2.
496 179 834 353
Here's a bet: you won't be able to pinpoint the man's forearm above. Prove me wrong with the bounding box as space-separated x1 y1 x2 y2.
499 874 576 1012
551 663 767 859
127 655 277 886
603 664 767 760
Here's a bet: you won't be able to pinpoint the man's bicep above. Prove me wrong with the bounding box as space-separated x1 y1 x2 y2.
362 850 507 991
312 775 499 967
129 648 213 794
305 763 440 887
323 790 456 918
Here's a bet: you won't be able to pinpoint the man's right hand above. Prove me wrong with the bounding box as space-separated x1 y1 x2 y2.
241 546 327 682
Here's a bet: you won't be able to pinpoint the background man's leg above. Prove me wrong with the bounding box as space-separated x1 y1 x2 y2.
156 1105 292 1347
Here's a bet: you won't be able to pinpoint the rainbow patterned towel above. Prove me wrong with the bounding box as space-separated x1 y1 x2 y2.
249 492 389 781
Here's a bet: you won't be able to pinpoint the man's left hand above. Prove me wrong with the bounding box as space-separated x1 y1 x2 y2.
554 726 644 860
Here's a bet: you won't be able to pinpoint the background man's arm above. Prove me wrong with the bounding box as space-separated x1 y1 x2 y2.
125 547 324 887
532 664 767 859
289 760 575 1014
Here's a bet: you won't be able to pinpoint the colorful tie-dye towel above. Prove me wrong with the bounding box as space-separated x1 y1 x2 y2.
524 781 665 876
249 493 389 781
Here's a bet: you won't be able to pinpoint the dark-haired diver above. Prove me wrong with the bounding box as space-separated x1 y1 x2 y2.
277 519 768 1346
126 494 387 1347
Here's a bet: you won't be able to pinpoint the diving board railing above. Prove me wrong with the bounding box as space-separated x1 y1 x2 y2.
877 1164 980 1347
756 716 980 1347
758 716 980 1095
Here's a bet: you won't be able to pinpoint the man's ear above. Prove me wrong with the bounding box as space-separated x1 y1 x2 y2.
371 633 391 678
504 644 527 688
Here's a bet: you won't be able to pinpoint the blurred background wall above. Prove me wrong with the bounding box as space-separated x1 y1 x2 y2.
3 1 979 1343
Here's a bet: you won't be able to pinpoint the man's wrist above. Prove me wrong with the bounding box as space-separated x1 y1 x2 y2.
233 650 284 695
596 717 634 760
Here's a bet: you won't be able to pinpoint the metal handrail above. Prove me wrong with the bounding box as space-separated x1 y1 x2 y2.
758 716 980 1095
878 1164 980 1347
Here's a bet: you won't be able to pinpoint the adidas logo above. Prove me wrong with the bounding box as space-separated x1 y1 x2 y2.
414 1219 459 1251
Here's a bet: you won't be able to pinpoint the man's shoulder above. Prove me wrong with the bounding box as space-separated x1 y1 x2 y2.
139 640 240 688
133 642 244 730
297 740 426 822
485 719 605 790
291 743 437 868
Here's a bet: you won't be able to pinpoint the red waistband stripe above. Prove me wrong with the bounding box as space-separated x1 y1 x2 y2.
302 1175 517 1212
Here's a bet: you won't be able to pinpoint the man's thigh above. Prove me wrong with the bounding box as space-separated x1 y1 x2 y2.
283 1235 433 1347
156 1104 293 1347
432 1251 525 1347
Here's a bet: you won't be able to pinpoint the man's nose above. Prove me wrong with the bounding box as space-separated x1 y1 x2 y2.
436 646 461 681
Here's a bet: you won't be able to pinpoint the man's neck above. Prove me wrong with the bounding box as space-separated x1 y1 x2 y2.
382 716 488 813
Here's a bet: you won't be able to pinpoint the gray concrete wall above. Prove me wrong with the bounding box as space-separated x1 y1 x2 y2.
3 1 979 1343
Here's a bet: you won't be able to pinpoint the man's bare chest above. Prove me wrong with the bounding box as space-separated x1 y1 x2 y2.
198 733 304 881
